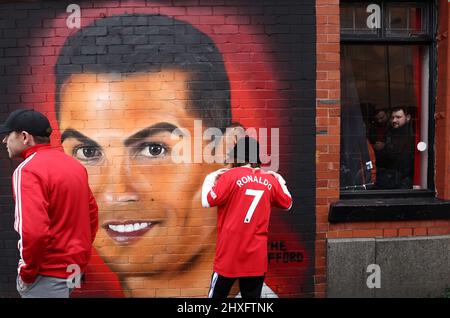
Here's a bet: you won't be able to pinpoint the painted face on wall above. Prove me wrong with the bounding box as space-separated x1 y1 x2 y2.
59 70 222 275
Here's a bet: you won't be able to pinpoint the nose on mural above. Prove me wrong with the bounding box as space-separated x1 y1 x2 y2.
101 167 140 203
105 192 139 203
101 177 140 204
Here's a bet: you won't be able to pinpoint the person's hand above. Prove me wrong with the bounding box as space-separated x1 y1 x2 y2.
215 168 229 176
267 170 286 185
204 168 229 187
214 168 229 183
17 276 32 292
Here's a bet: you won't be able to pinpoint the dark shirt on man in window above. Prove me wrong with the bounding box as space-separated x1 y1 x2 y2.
374 123 415 189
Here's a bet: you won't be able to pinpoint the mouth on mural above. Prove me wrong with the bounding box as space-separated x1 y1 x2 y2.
102 220 160 245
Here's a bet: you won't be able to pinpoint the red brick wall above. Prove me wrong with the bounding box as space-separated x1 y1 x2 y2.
436 0 450 200
328 220 450 239
318 0 450 298
0 0 317 298
315 0 340 298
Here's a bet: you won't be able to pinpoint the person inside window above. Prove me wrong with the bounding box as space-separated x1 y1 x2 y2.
374 106 415 189
368 108 390 152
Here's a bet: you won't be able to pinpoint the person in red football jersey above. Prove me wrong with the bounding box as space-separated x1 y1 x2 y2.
201 136 292 298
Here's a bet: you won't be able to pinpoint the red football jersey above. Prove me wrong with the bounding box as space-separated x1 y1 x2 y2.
203 166 292 277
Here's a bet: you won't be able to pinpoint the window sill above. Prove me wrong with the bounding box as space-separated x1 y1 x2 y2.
329 197 450 223
340 189 435 200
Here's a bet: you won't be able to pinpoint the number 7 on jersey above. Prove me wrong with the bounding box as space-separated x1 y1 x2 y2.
244 189 264 223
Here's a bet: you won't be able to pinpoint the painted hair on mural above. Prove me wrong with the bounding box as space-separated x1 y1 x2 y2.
54 14 231 130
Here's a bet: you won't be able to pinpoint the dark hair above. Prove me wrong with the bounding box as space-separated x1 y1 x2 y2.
32 135 51 144
229 122 245 129
55 14 231 130
374 108 388 115
391 106 410 116
232 161 260 168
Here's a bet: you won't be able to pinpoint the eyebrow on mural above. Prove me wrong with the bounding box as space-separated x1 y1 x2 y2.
61 123 183 146
123 122 182 147
61 128 101 148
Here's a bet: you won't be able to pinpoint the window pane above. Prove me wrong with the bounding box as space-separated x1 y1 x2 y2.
340 1 431 40
385 4 426 36
355 7 371 30
340 3 379 35
389 7 408 29
341 6 354 29
409 7 424 32
340 44 428 191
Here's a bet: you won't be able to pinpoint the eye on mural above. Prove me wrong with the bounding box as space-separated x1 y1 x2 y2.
0 0 316 298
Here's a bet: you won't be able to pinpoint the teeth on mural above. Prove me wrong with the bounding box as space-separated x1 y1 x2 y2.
140 223 149 229
109 223 150 233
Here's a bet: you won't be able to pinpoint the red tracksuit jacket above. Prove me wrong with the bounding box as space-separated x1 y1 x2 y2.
12 144 98 284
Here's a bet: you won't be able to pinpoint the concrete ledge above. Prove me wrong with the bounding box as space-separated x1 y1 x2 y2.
329 198 450 223
327 235 450 298
327 238 376 298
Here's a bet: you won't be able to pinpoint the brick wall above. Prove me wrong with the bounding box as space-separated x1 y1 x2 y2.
436 0 450 200
0 0 316 298
320 0 450 298
328 220 450 239
315 0 340 298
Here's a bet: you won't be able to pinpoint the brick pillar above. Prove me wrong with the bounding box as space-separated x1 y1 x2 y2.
315 0 340 298
435 0 450 199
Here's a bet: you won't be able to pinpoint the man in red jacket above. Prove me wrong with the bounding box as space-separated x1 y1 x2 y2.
202 137 292 298
0 109 98 298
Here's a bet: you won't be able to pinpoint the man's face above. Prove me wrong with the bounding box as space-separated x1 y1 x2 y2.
2 131 26 159
391 109 410 129
59 71 222 275
375 111 388 125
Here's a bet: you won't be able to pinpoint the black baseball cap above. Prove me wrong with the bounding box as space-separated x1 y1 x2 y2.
0 109 53 137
